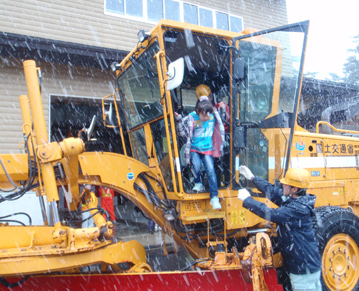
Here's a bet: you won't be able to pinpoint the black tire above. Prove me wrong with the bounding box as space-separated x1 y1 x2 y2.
313 206 359 291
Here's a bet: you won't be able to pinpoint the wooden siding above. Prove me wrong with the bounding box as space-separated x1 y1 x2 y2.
0 59 116 154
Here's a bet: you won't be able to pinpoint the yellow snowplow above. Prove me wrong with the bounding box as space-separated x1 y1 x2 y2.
0 19 359 291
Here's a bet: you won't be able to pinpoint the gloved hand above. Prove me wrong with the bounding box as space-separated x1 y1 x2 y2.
238 189 251 201
174 112 182 120
239 166 254 180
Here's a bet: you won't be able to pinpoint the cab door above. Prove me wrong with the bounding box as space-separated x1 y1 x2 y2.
231 21 310 185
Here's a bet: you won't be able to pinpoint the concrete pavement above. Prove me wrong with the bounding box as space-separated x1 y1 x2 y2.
113 202 192 272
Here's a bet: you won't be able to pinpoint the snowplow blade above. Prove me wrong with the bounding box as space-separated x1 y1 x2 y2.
0 269 283 291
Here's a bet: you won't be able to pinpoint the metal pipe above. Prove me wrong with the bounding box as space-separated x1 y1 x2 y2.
19 94 49 225
19 95 34 155
247 228 269 234
23 60 60 227
39 195 49 225
51 201 60 225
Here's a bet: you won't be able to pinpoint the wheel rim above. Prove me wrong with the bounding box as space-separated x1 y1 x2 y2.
322 234 359 291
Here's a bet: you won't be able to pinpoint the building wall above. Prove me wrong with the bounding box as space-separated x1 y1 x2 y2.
0 61 29 153
1 0 288 52
0 60 116 153
0 0 288 153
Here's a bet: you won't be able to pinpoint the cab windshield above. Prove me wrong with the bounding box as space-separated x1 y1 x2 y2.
117 41 162 129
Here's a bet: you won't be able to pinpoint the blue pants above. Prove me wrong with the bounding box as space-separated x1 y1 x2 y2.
190 151 218 199
148 219 155 232
289 269 322 291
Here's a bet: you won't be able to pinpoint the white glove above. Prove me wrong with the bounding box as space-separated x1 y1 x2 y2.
239 166 254 180
238 189 251 201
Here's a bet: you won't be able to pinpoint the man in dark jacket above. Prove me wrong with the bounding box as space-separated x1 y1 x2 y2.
237 166 322 291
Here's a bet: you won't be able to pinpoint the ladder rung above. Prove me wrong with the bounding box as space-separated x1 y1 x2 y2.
207 241 226 247
182 211 226 222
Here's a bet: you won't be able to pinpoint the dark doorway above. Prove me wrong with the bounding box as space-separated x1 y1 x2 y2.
50 95 123 153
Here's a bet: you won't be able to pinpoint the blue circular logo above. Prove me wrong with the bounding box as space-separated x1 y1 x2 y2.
127 172 134 180
295 140 305 151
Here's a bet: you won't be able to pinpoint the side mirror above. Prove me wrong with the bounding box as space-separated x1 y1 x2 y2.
233 58 245 80
166 57 184 91
105 103 114 125
87 115 96 141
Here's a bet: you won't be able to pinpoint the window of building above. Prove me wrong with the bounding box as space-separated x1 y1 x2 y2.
148 0 163 21
216 11 229 30
183 3 198 25
165 0 180 21
104 0 243 33
230 15 243 32
106 0 124 15
199 8 213 28
126 0 143 17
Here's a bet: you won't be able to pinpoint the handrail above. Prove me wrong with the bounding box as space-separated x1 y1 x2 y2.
102 94 127 156
316 121 359 136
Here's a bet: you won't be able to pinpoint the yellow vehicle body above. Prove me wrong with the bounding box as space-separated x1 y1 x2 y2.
0 19 359 291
